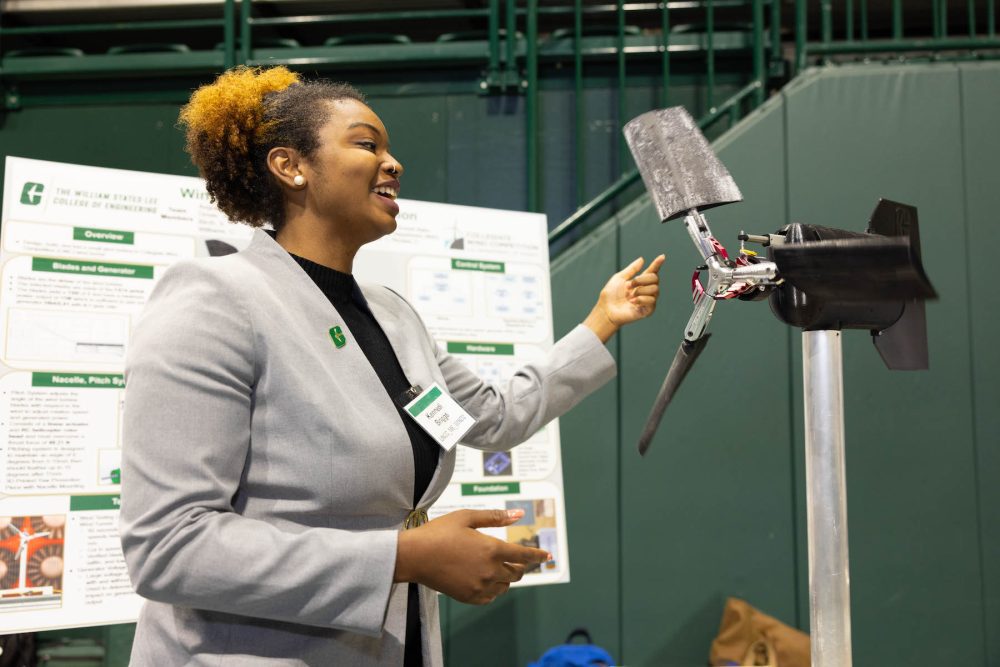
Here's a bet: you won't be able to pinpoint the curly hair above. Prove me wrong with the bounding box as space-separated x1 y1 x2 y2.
178 66 367 230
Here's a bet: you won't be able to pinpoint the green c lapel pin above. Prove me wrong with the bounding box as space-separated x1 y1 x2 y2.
329 326 347 349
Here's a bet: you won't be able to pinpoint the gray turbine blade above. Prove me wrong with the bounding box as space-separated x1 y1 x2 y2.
624 107 742 222
638 335 711 456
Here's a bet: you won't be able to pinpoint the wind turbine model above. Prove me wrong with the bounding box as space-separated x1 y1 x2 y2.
623 107 936 667
10 522 51 593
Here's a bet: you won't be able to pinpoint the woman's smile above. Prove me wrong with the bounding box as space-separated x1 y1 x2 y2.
371 178 401 215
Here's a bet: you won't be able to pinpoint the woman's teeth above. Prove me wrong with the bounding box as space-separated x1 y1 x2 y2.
372 185 398 200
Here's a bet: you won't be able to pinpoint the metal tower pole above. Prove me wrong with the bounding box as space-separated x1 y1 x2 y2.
802 330 853 667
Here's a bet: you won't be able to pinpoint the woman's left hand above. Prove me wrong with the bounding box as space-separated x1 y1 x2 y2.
583 254 666 343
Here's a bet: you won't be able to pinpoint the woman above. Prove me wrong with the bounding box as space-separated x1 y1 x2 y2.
119 66 665 666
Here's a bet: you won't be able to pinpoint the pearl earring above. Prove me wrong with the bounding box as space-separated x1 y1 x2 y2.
293 175 305 186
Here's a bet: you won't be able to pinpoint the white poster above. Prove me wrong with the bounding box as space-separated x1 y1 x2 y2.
0 156 569 633
355 199 571 587
0 156 253 632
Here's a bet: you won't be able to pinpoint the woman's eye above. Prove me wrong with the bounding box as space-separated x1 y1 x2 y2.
359 141 377 151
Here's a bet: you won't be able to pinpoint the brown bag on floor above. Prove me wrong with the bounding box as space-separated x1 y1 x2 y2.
709 597 810 667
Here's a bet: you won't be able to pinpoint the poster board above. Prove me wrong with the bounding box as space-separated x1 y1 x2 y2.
0 156 569 633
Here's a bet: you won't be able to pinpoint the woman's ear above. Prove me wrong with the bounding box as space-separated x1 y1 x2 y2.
267 147 307 189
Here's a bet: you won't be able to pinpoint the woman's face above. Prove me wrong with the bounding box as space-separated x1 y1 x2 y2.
304 98 403 247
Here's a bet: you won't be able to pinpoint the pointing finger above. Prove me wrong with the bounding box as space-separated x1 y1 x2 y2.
464 508 524 529
618 257 645 280
496 542 550 566
641 253 666 275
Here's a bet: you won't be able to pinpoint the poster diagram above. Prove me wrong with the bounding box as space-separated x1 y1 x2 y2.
0 157 252 633
0 515 64 610
5 308 129 364
504 498 560 576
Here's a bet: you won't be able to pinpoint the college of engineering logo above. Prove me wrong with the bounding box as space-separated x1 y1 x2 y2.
20 182 45 206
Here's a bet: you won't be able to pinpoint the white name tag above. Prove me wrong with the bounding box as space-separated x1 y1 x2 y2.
403 383 476 451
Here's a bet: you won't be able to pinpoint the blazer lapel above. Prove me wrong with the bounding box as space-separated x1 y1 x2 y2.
363 290 440 393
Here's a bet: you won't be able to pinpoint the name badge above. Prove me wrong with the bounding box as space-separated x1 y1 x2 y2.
403 383 476 451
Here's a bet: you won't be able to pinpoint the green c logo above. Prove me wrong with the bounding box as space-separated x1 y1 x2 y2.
329 326 347 349
20 182 44 205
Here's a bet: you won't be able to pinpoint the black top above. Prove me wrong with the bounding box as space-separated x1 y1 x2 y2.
290 253 438 667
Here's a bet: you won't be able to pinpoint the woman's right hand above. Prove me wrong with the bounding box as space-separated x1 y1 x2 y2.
394 509 549 604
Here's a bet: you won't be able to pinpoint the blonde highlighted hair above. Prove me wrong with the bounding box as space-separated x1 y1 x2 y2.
179 66 366 230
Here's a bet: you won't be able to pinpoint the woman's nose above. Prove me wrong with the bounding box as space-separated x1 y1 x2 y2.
385 156 403 177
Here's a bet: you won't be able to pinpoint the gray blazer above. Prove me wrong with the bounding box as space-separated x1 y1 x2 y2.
119 229 616 666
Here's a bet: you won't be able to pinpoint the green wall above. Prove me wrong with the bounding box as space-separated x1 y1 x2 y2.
783 64 993 665
530 61 999 665
2 61 997 665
